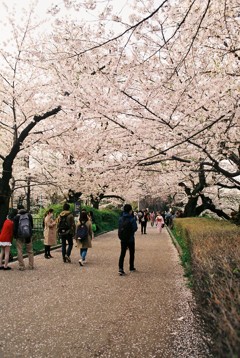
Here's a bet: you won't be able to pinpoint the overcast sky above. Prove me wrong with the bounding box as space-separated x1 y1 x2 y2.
0 0 132 43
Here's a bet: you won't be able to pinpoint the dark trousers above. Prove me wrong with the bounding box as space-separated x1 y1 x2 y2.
119 240 135 271
61 235 73 258
141 222 147 234
45 245 50 256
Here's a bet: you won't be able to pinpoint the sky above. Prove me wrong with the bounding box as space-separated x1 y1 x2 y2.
0 0 132 43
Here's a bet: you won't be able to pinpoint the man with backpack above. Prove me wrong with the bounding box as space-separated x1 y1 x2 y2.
57 203 75 263
118 204 138 276
14 205 34 271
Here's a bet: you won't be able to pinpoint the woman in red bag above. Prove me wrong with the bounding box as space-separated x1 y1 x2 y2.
0 209 18 270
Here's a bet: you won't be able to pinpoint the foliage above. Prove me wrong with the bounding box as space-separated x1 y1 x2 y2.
173 218 240 358
36 204 120 234
171 226 192 283
78 206 120 233
0 0 239 227
36 203 75 220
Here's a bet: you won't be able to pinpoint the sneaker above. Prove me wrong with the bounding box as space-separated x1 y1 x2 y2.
19 267 25 271
44 254 50 259
130 268 137 272
63 257 66 263
0 266 4 270
119 270 126 276
79 259 84 266
66 256 71 263
4 266 12 270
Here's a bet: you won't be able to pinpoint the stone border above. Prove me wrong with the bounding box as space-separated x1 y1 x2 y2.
166 226 183 257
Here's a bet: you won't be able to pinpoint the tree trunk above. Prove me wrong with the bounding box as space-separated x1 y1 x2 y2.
0 180 11 229
196 194 230 220
183 196 199 217
92 201 100 209
26 177 31 212
0 106 61 229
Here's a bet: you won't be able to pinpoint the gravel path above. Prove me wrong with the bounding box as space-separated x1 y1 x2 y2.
0 226 212 358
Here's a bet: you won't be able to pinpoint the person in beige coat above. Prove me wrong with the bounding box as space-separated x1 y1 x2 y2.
76 211 92 266
44 209 57 258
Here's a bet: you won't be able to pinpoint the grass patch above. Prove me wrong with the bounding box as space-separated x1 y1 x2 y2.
171 226 192 284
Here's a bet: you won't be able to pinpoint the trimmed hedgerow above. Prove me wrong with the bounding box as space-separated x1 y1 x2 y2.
173 218 240 358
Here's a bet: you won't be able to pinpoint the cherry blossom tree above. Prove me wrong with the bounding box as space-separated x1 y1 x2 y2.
0 0 239 226
48 0 239 215
0 6 63 227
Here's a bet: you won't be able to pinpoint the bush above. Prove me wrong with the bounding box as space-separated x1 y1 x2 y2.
173 218 240 358
84 207 120 233
37 204 121 234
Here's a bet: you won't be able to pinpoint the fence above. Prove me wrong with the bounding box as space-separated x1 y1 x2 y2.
33 217 44 239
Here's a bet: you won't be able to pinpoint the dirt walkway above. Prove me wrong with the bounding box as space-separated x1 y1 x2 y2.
0 226 212 358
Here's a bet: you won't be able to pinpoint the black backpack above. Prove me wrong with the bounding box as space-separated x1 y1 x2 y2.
118 216 132 242
58 214 71 236
18 213 32 241
76 222 88 242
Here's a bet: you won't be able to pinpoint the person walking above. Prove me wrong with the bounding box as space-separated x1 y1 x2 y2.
0 209 18 270
156 212 165 234
14 205 34 271
150 211 156 227
57 203 75 263
76 211 92 266
140 210 149 234
43 208 57 259
118 204 138 276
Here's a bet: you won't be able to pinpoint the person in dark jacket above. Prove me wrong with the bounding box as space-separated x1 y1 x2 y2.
57 203 75 263
14 205 34 271
140 210 149 234
118 204 138 276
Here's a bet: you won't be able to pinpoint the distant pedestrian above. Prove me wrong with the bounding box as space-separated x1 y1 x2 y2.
156 212 164 234
165 211 171 226
168 211 176 229
43 209 57 259
118 204 138 276
14 205 34 271
140 210 149 234
57 203 75 263
137 210 143 224
76 211 92 266
0 209 18 270
150 211 156 227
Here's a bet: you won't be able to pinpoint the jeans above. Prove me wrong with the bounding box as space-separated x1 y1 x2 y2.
119 240 135 271
61 234 73 258
80 248 88 261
